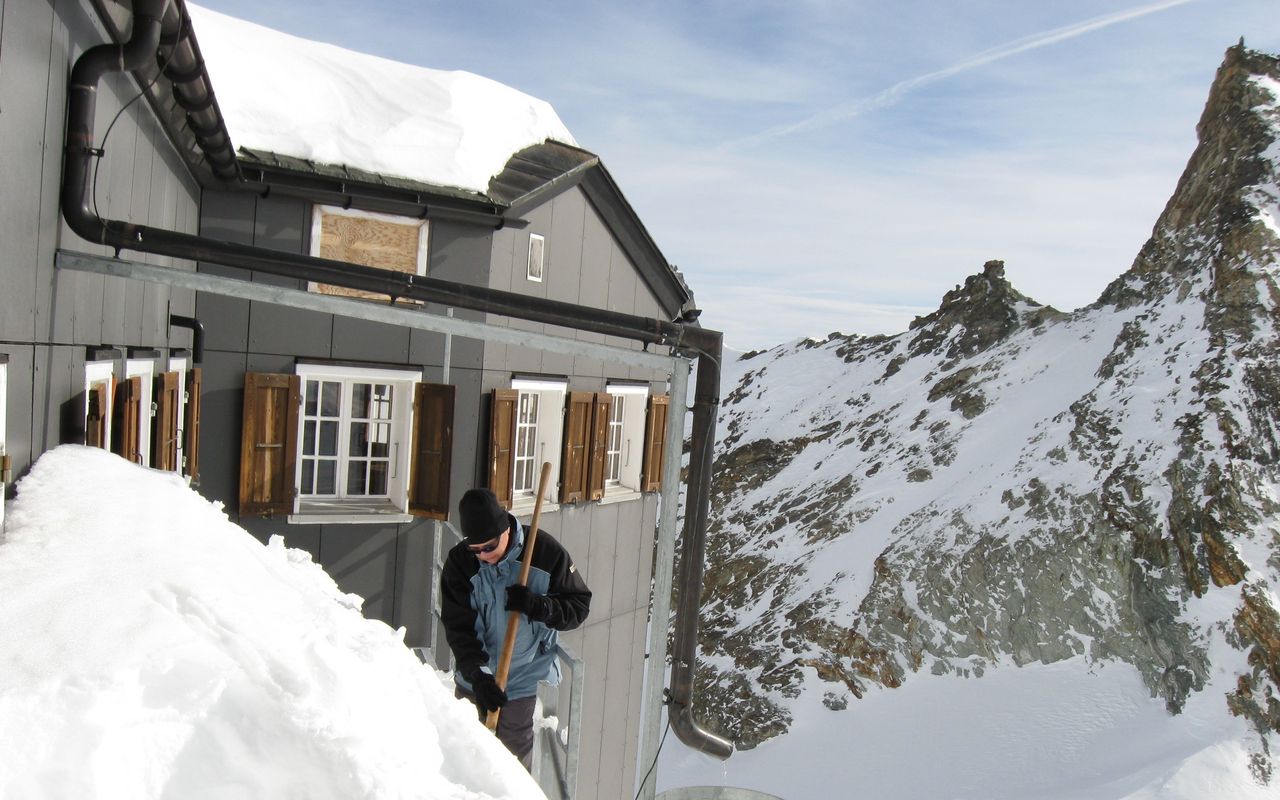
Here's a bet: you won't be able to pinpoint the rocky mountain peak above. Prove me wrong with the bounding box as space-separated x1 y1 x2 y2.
1099 45 1280 311
905 259 1061 365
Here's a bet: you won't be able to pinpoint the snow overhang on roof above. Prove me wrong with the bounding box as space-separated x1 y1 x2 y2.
91 0 693 315
186 2 578 196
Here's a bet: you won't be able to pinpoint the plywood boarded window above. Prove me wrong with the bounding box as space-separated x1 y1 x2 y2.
309 205 429 300
642 394 670 492
153 371 181 472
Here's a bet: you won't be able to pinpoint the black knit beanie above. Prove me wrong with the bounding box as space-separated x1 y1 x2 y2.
458 489 508 544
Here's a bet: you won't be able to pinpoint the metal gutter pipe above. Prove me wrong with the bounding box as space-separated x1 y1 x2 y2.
168 314 204 364
62 0 731 760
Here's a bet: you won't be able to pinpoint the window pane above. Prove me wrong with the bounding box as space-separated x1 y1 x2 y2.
351 383 371 419
370 423 391 458
301 460 314 494
349 421 369 457
371 385 392 420
316 460 336 494
347 462 367 495
305 380 319 416
320 382 340 416
303 420 317 456
369 461 388 495
319 421 339 456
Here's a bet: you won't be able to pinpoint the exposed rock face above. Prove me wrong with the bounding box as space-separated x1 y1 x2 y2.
689 46 1280 772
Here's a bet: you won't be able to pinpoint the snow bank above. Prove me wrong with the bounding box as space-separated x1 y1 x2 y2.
0 446 543 799
187 3 577 194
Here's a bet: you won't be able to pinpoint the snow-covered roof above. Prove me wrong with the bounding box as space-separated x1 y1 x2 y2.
186 3 578 195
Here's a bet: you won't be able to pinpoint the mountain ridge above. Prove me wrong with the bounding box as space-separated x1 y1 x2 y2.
691 45 1280 781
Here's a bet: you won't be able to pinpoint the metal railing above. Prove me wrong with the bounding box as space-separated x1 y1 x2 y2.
534 644 585 799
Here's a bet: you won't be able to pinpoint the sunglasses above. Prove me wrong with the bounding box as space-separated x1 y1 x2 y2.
468 538 502 554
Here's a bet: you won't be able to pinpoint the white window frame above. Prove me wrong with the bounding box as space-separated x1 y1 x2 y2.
290 363 422 524
601 383 649 501
527 233 545 283
307 205 431 294
124 358 156 468
510 378 565 513
84 360 116 452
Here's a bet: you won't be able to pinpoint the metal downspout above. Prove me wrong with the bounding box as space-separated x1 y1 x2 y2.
668 334 733 759
61 1 732 759
168 314 204 364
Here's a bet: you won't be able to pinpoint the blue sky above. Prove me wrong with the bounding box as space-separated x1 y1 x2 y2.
192 0 1279 351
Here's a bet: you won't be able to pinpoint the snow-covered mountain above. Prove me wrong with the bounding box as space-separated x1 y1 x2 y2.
692 43 1280 785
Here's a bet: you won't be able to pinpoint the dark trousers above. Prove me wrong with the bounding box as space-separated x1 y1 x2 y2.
457 687 537 771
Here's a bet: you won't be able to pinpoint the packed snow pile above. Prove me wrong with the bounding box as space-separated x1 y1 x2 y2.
0 446 543 799
187 3 577 194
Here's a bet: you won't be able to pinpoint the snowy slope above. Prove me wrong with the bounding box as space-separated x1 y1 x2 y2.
0 446 543 799
660 46 1280 798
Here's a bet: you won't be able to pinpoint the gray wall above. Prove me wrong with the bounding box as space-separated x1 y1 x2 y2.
194 188 492 645
0 0 199 487
486 185 669 799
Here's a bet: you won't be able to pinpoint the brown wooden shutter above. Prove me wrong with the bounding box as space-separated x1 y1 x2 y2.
85 383 109 449
408 382 454 519
239 372 300 517
586 392 612 501
152 371 180 471
560 392 593 504
112 376 143 464
488 388 517 508
642 393 670 492
184 368 202 483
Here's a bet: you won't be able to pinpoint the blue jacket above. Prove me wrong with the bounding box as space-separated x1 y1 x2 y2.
442 515 591 700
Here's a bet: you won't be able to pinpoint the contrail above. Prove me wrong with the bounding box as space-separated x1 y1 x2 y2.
719 0 1196 152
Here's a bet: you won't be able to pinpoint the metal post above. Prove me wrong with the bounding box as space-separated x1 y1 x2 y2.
636 356 691 799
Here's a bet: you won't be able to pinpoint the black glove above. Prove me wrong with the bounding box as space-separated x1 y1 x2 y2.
470 672 508 713
505 584 551 623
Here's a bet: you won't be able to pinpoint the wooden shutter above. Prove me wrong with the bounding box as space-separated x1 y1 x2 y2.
488 388 517 508
239 372 300 517
642 393 670 492
408 382 454 519
560 392 593 504
112 376 143 464
586 392 612 501
85 383 109 449
152 371 180 471
184 368 202 483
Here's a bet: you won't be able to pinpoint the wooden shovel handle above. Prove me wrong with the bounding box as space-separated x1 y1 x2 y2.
486 461 553 731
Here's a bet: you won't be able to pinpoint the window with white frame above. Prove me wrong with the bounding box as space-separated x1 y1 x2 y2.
239 366 453 522
604 383 649 495
295 364 418 516
527 233 545 282
487 379 565 510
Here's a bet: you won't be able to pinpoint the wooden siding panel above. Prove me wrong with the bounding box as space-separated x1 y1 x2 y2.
152 370 180 471
238 372 299 516
487 388 517 508
560 391 592 504
586 392 611 501
184 367 202 483
408 382 454 519
641 394 669 492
